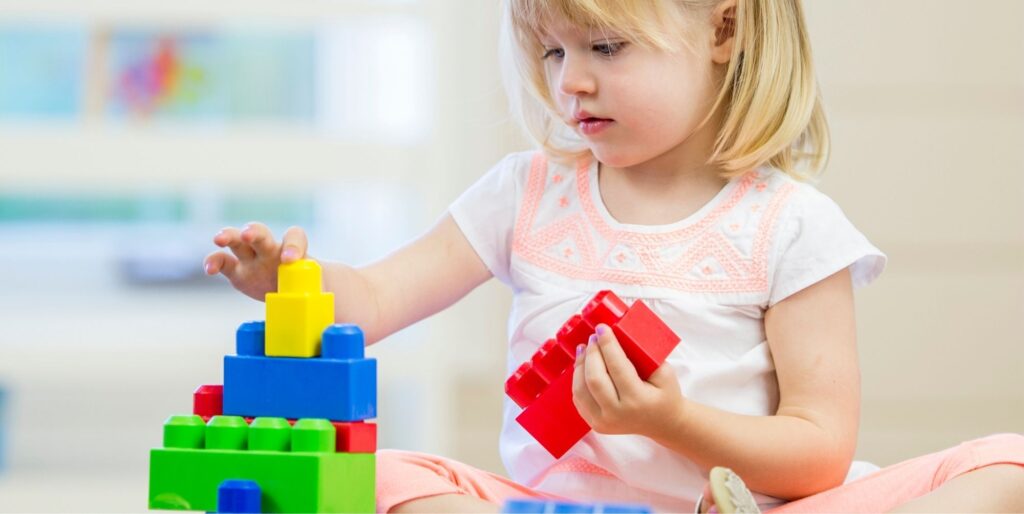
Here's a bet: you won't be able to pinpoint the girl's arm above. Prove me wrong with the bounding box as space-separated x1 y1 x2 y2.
206 214 492 346
323 213 493 345
572 268 859 500
652 268 860 500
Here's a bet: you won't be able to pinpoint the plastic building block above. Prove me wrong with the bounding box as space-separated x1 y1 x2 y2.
265 259 334 357
248 417 291 451
236 321 265 356
164 415 206 449
334 421 377 453
506 360 548 409
291 418 335 452
149 415 374 513
206 416 249 450
502 498 651 514
507 291 681 458
514 370 590 459
610 300 680 380
531 339 573 383
193 385 224 418
223 324 376 421
580 290 628 328
217 479 261 513
321 324 363 359
200 416 377 454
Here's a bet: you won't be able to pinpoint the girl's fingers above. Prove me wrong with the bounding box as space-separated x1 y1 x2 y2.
241 222 278 259
213 226 241 248
571 345 603 420
216 226 256 261
646 362 677 390
204 251 239 278
280 226 308 263
583 336 619 408
593 325 642 397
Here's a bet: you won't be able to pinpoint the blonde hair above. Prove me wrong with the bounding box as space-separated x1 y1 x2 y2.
501 0 829 180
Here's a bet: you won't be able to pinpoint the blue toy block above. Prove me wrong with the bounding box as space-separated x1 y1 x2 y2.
224 325 375 421
236 321 266 357
503 499 547 513
502 499 651 514
218 479 261 513
600 506 652 514
553 504 594 513
322 324 363 360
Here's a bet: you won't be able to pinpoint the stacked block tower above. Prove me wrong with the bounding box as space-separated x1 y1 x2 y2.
149 260 377 513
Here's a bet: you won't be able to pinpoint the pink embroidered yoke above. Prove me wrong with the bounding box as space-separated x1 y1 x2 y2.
448 151 886 511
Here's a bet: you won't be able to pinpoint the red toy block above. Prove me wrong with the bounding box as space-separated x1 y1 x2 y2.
506 361 548 409
335 421 377 453
531 339 574 383
612 300 681 380
515 370 590 459
508 290 681 458
581 290 628 328
193 385 223 418
555 314 593 355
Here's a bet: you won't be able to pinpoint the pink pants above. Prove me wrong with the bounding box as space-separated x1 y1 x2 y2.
375 433 1024 513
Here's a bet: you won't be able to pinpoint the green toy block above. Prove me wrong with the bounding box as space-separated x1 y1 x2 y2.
150 415 373 512
206 415 248 450
149 448 375 513
163 415 205 449
249 417 291 452
291 419 335 453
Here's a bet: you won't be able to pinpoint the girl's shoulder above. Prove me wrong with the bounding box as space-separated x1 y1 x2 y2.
756 167 846 218
757 167 886 304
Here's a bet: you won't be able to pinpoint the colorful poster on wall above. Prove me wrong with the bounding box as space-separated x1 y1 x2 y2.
0 26 86 119
103 28 315 122
104 30 226 120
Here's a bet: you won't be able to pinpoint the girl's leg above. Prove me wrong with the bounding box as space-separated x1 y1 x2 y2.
765 433 1024 513
391 492 502 513
376 449 559 513
888 463 1024 513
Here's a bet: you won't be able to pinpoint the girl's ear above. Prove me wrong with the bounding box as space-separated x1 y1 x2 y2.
711 0 737 64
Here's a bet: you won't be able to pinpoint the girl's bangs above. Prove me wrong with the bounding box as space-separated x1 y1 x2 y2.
508 0 678 49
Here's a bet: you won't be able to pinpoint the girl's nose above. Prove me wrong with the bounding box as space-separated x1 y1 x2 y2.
558 57 596 97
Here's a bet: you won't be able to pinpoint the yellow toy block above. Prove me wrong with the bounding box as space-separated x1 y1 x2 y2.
265 259 335 357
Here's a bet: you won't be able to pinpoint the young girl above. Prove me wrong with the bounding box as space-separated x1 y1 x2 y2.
204 0 1024 512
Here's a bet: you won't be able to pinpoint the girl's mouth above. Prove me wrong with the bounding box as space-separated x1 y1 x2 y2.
578 118 614 136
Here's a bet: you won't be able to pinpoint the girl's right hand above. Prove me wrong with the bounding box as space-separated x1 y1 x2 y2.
203 222 309 301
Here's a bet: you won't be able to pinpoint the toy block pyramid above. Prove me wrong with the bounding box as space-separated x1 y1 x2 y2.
505 291 681 458
149 260 377 513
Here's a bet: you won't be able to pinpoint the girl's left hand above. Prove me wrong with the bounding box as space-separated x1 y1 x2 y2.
571 324 686 438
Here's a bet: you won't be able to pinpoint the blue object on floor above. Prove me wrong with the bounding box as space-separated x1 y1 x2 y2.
502 499 651 514
217 479 262 513
223 324 376 421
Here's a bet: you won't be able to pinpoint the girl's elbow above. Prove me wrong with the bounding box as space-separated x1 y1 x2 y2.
777 443 853 500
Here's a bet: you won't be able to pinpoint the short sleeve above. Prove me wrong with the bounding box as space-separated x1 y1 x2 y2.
448 152 526 286
767 186 887 307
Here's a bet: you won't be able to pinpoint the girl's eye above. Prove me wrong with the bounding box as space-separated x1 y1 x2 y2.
541 47 565 60
593 41 626 57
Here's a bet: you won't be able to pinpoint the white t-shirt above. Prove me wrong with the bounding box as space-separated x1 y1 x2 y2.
448 151 886 512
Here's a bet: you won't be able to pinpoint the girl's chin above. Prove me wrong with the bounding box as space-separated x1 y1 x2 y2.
588 148 647 169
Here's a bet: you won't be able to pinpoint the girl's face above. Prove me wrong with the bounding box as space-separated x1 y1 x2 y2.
540 18 721 168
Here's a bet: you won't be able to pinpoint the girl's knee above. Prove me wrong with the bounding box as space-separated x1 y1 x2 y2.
958 433 1024 470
